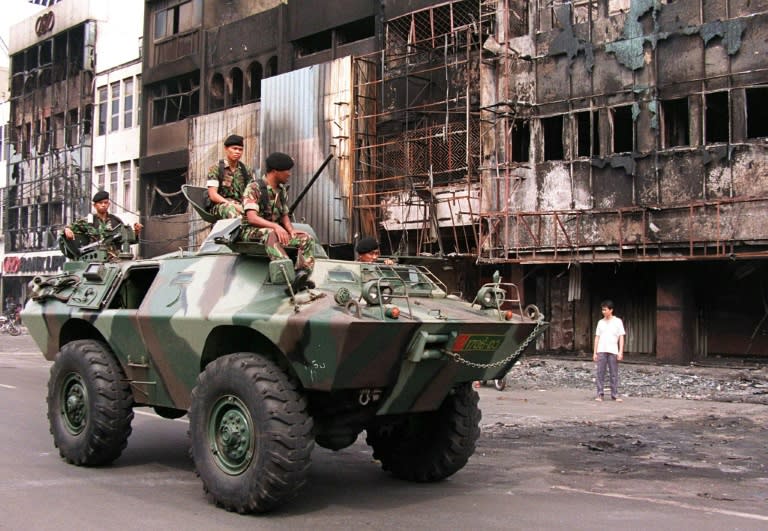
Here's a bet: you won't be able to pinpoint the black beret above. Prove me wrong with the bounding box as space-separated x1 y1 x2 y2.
224 134 244 147
92 190 109 203
265 152 294 171
356 236 379 254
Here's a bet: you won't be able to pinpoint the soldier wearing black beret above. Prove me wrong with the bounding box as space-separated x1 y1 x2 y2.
240 152 315 294
206 133 252 219
62 190 142 258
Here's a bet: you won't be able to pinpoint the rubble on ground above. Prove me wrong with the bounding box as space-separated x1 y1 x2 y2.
502 357 768 404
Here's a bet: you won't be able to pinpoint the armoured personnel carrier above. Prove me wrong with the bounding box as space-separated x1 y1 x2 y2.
23 218 546 513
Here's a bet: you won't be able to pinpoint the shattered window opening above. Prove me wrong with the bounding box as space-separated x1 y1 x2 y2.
746 87 768 139
612 105 634 154
705 91 729 144
511 120 531 162
230 68 243 106
150 73 200 126
662 97 690 148
575 110 599 158
248 62 262 101
543 115 564 161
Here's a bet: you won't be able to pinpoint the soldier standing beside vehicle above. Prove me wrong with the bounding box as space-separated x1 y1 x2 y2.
206 134 251 219
63 190 142 255
240 152 316 293
593 299 626 402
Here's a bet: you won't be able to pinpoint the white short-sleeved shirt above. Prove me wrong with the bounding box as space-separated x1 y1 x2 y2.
595 317 625 354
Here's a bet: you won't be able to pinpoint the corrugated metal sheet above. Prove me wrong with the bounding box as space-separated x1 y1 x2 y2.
260 56 353 245
189 102 261 187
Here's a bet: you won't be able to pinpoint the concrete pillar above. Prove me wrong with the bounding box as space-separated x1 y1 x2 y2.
656 266 695 363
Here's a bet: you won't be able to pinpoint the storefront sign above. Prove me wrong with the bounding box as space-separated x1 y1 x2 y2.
3 254 66 275
35 11 55 37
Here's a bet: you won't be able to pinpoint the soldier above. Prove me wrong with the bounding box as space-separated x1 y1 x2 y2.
356 236 394 265
240 152 315 293
206 134 251 219
63 190 142 256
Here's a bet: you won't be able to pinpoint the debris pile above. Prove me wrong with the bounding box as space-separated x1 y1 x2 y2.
504 358 768 404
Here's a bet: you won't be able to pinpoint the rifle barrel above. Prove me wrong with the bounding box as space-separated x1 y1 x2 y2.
289 153 334 214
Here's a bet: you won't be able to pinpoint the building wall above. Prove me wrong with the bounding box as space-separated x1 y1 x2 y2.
3 0 143 300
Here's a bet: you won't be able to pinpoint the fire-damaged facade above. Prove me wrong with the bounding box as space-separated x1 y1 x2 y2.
3 2 143 304
111 0 768 361
347 0 768 363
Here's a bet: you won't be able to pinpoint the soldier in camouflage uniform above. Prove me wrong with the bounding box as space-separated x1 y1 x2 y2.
240 152 315 291
63 190 142 258
206 134 251 219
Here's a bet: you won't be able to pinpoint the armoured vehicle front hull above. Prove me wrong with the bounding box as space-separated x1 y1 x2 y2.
23 222 546 513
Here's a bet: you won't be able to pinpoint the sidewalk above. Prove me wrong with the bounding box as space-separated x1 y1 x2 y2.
476 385 768 428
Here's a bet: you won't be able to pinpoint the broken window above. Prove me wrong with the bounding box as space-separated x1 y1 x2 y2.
248 62 262 101
54 113 65 150
511 120 530 162
66 109 79 146
230 68 243 106
209 73 225 111
612 105 633 153
265 56 278 78
337 16 375 45
295 29 332 57
662 97 689 148
542 115 564 161
150 73 200 126
575 110 599 157
746 87 768 139
386 0 478 53
153 0 202 40
572 1 599 25
705 91 728 144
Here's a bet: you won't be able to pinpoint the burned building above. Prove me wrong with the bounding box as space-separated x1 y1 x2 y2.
3 1 143 301
139 0 767 362
350 0 768 362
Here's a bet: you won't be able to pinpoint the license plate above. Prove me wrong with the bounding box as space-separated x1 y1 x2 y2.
453 334 504 352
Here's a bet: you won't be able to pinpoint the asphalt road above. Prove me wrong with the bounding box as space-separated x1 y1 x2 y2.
1 334 767 530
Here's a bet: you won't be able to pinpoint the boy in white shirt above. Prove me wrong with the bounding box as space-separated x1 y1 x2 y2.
593 299 626 402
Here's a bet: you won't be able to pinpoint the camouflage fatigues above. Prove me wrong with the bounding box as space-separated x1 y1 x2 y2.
240 177 315 272
68 213 135 259
205 160 251 219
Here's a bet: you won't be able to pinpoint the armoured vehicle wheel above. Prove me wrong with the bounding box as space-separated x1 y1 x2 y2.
47 340 134 465
188 353 314 513
366 383 481 482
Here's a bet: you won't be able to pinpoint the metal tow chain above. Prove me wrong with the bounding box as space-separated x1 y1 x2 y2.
444 320 547 369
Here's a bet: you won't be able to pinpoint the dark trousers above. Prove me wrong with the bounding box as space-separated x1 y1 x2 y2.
595 352 619 398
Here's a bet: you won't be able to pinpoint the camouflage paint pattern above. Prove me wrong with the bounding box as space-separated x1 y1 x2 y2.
23 225 546 416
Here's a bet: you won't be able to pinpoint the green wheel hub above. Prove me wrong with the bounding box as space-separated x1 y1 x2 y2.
61 373 88 435
208 394 255 475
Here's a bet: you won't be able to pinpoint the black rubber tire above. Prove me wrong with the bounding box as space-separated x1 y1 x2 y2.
494 378 506 391
188 353 314 513
47 339 134 466
366 383 481 482
7 322 21 336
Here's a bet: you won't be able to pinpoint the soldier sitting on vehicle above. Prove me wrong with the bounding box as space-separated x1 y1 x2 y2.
239 152 316 293
206 134 251 220
62 190 142 259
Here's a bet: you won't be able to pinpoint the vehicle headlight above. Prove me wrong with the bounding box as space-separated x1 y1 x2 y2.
362 280 393 306
476 286 506 309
